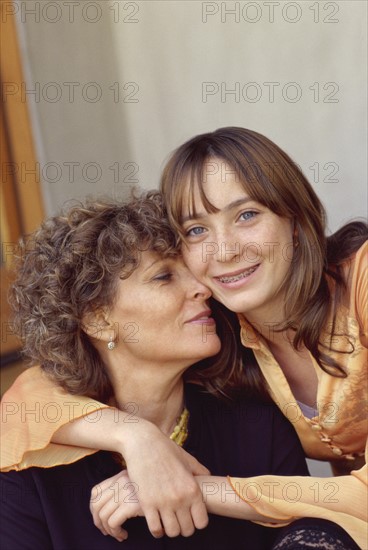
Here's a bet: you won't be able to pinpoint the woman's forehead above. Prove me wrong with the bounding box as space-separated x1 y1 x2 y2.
179 169 254 221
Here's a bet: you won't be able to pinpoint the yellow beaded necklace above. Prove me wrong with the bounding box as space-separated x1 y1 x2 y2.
169 407 189 447
117 408 189 468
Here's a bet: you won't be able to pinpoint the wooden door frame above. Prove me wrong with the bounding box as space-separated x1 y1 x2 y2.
1 0 44 231
1 0 45 362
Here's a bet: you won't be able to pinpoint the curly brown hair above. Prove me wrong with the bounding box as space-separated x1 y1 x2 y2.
10 191 180 401
10 191 254 403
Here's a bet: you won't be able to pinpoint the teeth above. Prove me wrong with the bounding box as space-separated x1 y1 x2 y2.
218 266 257 283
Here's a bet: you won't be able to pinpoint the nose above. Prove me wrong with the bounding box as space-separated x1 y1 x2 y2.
212 228 240 263
193 284 211 301
184 269 211 300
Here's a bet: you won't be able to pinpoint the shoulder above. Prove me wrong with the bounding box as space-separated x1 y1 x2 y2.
342 241 368 340
347 240 367 271
353 241 368 285
340 241 367 284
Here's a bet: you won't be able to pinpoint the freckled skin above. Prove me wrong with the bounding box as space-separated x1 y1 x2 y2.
181 169 294 327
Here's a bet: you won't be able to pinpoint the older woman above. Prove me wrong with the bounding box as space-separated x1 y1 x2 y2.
0 192 312 549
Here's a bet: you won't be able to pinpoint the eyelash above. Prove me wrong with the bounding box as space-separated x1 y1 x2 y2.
153 272 173 282
185 226 205 237
238 210 257 221
184 210 258 237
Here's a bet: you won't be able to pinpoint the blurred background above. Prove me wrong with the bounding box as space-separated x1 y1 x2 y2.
1 0 367 472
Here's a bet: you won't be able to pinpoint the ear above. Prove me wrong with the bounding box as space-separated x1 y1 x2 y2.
82 308 117 345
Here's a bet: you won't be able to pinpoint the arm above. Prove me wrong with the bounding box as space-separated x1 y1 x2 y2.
1 366 196 470
1 367 209 538
201 408 366 547
89 470 277 542
90 398 310 541
228 456 367 549
196 476 289 523
226 391 367 548
225 390 367 549
1 366 111 471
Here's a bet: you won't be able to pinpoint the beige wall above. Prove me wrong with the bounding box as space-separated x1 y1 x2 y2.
13 0 367 231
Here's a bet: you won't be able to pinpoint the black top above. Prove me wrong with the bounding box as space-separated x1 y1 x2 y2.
0 385 309 550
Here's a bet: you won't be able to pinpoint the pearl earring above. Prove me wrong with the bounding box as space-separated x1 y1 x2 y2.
107 337 115 350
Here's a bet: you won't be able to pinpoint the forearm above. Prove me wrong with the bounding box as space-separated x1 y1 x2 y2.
53 407 158 455
227 470 367 549
195 476 282 523
1 367 112 470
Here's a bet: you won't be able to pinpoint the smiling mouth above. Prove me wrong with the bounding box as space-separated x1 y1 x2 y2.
216 265 258 283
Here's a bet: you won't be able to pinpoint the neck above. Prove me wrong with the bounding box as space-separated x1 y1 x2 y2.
104 353 187 436
244 308 300 352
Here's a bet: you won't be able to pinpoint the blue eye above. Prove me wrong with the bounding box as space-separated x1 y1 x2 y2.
239 211 257 221
186 226 205 237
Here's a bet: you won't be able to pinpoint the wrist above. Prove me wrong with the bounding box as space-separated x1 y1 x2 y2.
113 412 160 456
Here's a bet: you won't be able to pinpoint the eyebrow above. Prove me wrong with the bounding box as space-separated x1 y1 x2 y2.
181 197 254 223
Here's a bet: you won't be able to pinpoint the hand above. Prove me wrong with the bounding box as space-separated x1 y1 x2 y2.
90 470 143 542
119 422 210 538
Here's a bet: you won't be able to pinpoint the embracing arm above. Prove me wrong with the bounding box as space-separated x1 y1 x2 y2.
195 475 284 522
0 366 209 537
89 470 277 542
228 457 367 549
0 366 111 471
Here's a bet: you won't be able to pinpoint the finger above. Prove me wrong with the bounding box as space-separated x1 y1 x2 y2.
144 509 164 538
93 498 120 536
160 511 181 538
90 498 109 535
191 500 209 530
90 491 116 533
174 509 195 537
92 472 124 494
106 514 128 542
90 478 121 514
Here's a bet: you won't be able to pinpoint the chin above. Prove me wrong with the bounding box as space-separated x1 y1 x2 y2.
220 294 260 315
193 340 221 363
205 339 222 357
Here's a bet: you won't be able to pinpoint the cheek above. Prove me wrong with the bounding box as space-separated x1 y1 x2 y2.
181 246 206 278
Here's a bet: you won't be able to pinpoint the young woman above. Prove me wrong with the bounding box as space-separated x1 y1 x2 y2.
0 192 311 549
160 127 367 546
1 128 367 547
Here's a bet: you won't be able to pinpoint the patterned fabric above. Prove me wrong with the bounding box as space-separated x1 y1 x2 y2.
272 518 360 550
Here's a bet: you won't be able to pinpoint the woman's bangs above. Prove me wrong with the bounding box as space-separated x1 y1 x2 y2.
170 156 219 230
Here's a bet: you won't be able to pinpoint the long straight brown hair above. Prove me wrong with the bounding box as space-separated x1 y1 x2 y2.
161 127 367 381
